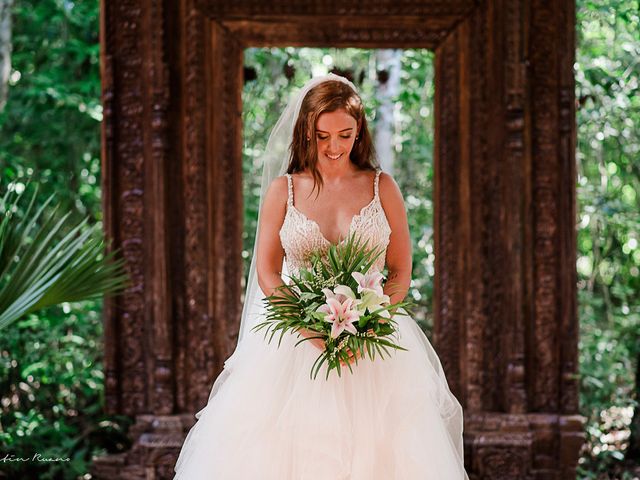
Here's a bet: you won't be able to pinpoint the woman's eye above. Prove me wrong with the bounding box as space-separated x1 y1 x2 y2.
316 135 352 140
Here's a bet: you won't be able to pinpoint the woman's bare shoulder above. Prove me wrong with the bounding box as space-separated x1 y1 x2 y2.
377 171 407 223
378 171 403 202
262 175 289 208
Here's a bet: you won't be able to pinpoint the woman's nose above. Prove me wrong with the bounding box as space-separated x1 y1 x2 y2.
329 136 339 151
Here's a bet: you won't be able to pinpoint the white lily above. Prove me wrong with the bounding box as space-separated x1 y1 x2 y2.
357 290 391 318
321 284 356 303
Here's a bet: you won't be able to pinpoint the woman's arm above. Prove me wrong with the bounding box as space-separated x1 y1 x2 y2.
255 176 324 350
256 176 288 297
378 172 412 306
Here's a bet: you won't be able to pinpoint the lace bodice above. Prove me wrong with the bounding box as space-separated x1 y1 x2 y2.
279 169 392 278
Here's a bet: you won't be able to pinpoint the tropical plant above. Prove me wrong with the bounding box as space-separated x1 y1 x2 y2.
0 182 129 331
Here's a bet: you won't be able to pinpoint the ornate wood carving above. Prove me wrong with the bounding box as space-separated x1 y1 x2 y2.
92 415 189 479
433 28 463 399
224 17 454 49
502 0 528 415
203 19 245 407
463 1 489 414
99 0 118 414
145 0 175 417
100 0 149 415
528 0 579 415
172 1 246 415
466 412 584 479
194 0 478 18
95 0 583 478
530 0 562 414
557 0 579 416
180 0 212 413
99 0 176 417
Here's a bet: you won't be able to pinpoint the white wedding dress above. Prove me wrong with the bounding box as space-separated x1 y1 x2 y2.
174 169 469 479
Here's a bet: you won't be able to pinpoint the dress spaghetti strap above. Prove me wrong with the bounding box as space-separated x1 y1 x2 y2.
285 173 294 207
374 169 382 200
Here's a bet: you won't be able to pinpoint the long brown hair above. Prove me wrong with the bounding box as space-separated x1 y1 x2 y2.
286 80 378 197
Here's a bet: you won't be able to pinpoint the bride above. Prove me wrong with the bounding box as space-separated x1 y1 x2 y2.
173 73 469 479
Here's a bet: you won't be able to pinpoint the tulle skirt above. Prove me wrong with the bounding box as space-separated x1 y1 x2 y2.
173 310 469 479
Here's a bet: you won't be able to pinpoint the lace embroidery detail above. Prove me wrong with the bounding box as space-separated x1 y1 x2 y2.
279 169 391 277
285 171 294 207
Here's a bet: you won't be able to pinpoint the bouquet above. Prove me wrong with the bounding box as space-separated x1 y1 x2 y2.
252 232 413 380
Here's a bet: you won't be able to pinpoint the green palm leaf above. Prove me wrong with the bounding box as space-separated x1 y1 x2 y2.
0 185 130 331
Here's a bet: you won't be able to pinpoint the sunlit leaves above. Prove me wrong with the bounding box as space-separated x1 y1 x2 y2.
576 0 640 474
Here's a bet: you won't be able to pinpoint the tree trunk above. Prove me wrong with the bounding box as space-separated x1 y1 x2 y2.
374 49 402 174
0 0 13 112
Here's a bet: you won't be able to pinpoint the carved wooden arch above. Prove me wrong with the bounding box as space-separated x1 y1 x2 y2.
95 1 583 478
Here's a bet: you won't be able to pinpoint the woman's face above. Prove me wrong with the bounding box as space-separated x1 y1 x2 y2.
313 109 359 163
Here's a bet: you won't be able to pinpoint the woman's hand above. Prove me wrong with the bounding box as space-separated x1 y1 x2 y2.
298 328 361 366
340 347 362 366
297 327 326 352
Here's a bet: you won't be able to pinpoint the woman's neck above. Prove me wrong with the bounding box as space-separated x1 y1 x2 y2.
315 160 361 182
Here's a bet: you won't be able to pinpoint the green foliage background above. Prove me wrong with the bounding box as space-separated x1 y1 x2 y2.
0 0 638 478
574 1 639 476
0 1 130 479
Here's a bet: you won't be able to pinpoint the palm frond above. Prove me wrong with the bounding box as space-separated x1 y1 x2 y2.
0 184 130 331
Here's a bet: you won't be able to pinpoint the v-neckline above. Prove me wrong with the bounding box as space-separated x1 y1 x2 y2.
289 197 377 247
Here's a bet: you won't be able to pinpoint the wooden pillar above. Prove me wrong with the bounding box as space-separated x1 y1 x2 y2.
434 0 584 478
94 0 244 477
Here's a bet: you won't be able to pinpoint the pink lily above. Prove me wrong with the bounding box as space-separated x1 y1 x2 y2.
352 270 385 298
317 297 361 339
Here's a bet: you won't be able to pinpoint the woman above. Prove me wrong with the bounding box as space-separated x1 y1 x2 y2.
174 74 469 479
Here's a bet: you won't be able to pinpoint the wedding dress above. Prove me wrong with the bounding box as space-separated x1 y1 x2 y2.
173 169 469 479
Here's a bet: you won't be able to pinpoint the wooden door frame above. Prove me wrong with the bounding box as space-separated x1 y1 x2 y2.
95 1 583 478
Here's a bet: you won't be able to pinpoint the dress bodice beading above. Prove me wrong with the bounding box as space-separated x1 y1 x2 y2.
279 169 392 278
